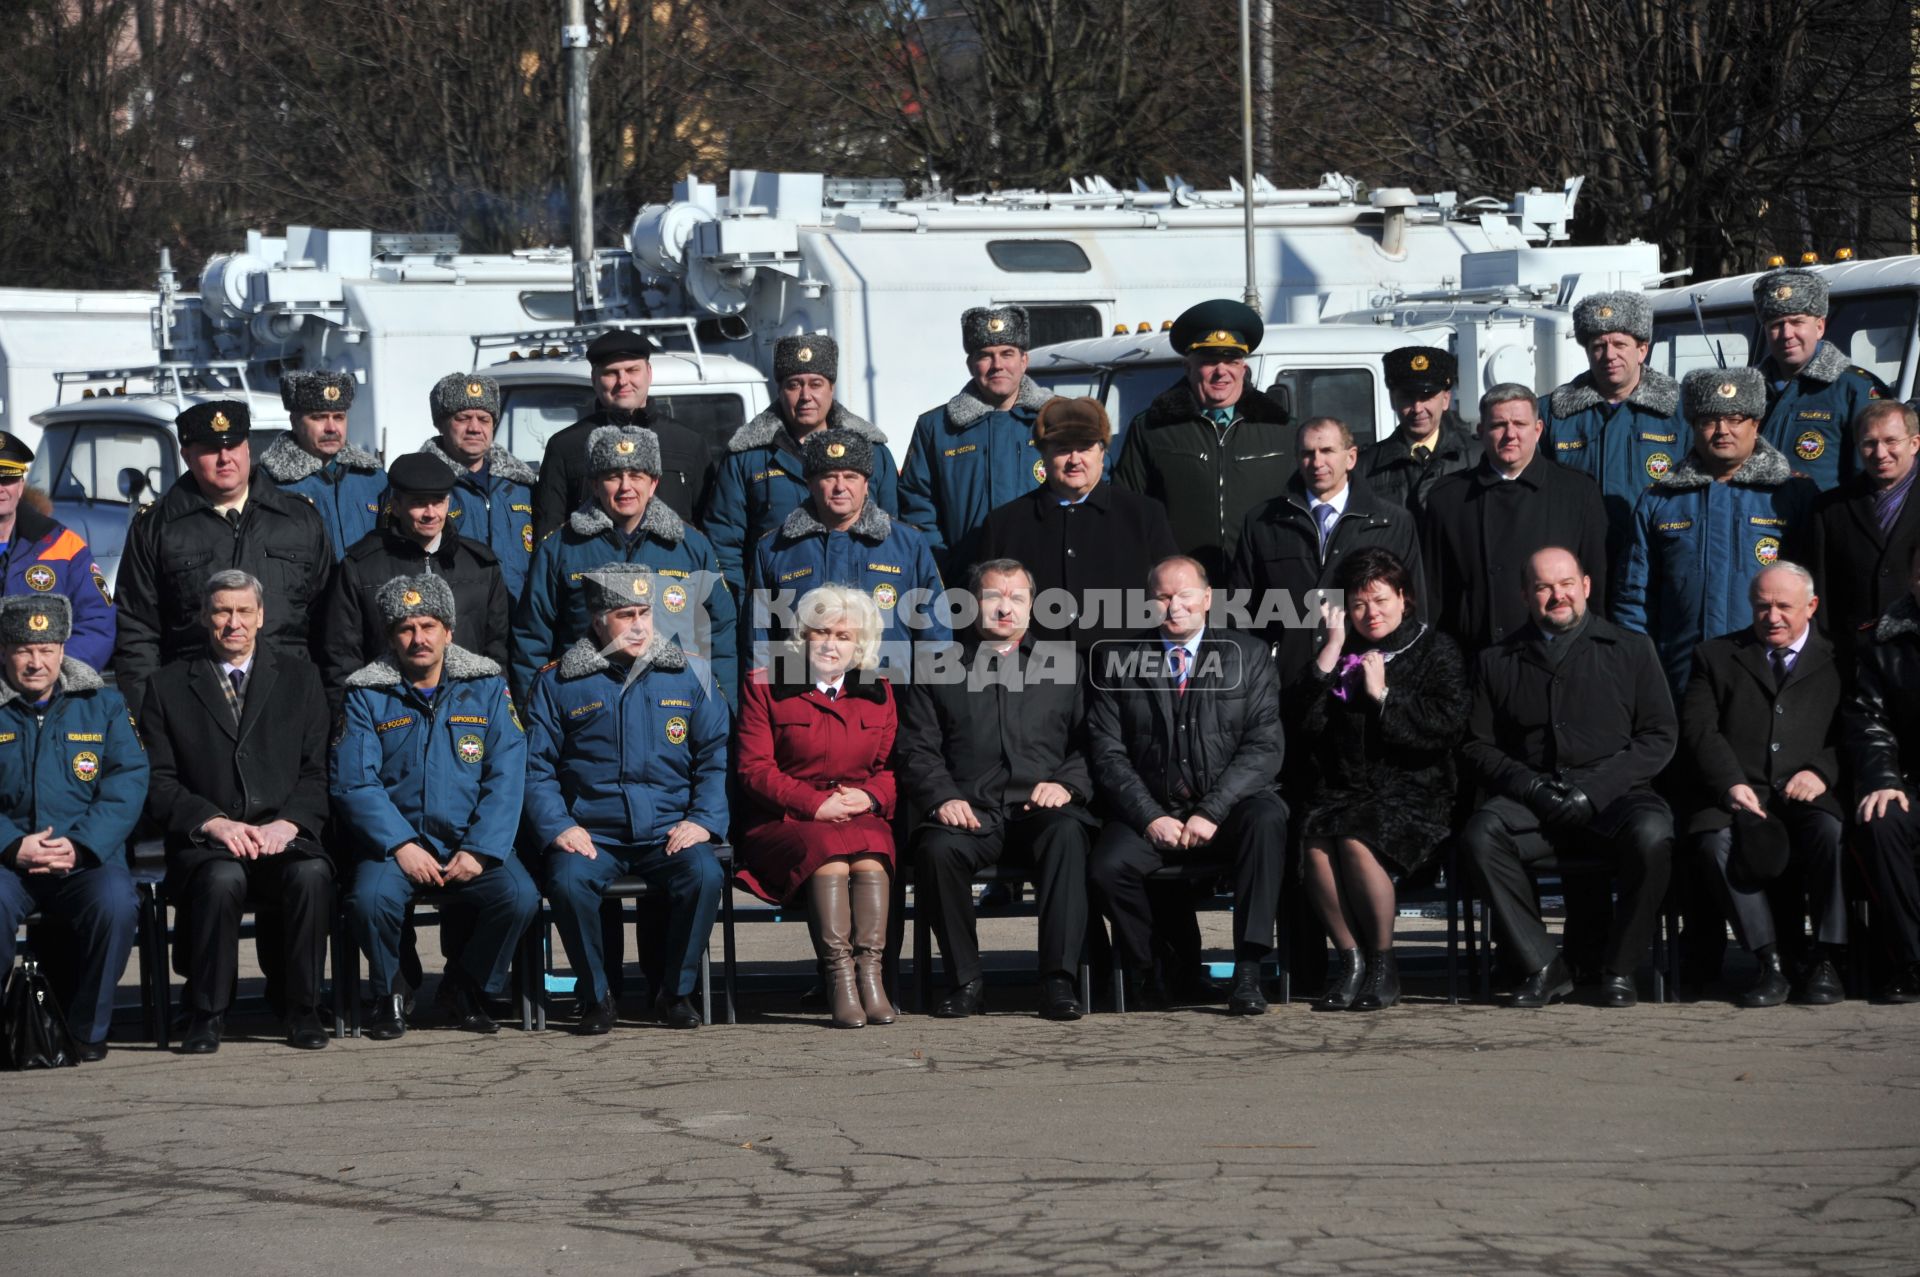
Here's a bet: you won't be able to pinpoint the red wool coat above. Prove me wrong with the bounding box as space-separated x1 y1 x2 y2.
733 665 897 903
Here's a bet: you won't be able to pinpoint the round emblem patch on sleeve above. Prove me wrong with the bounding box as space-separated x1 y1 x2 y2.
522 523 534 553
23 565 55 592
71 751 100 782
662 584 688 613
873 582 898 610
456 734 485 764
1032 458 1046 484
1795 431 1825 461
1754 536 1781 567
90 564 112 603
664 716 689 745
1644 452 1672 480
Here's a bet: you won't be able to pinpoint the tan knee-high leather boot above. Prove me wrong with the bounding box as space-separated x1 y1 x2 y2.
850 870 897 1025
808 872 864 1028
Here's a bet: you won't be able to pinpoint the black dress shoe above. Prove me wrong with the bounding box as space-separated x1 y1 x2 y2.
1314 949 1366 1012
1119 971 1165 1012
576 993 617 1035
1739 948 1791 1008
181 1012 223 1055
286 1009 328 1050
1796 957 1845 1006
931 978 986 1019
1509 956 1574 1008
1226 962 1268 1016
75 1039 108 1063
1352 951 1401 1012
1038 974 1082 1021
365 993 408 1041
437 975 499 1035
653 990 702 1029
1597 972 1637 1008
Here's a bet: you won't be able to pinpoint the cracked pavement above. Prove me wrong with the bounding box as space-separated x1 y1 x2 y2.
6 970 1920 1276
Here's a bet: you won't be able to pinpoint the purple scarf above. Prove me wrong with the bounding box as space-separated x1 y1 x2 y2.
1330 621 1428 701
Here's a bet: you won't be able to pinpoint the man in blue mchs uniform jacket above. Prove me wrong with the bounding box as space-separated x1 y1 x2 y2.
0 432 115 672
258 370 387 559
525 562 728 1034
1753 268 1890 492
1616 367 1820 694
898 305 1056 572
705 334 899 598
0 596 146 1060
513 423 736 698
1540 290 1687 567
332 573 534 1041
751 427 948 679
419 372 540 600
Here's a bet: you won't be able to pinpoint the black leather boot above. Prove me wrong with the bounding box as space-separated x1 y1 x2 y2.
1352 950 1401 1011
1313 949 1365 1012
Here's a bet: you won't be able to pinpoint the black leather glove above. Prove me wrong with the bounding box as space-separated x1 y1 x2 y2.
1526 777 1595 830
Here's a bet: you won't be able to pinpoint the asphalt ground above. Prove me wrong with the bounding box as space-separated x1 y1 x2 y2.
4 908 1919 1275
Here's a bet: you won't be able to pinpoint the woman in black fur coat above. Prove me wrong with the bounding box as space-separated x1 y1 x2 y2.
1299 547 1469 1012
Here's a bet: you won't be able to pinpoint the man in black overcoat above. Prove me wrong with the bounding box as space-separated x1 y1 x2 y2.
140 568 334 1053
1423 384 1609 651
976 397 1178 651
1680 562 1847 1007
1459 546 1677 1009
904 559 1096 1021
319 452 510 708
1803 400 1920 664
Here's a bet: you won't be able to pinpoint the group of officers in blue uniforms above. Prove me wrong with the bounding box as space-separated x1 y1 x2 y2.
3 260 1916 1058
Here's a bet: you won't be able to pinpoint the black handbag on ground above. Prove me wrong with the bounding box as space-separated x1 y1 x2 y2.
3 957 77 1069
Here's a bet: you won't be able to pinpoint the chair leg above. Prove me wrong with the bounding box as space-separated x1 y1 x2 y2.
139 884 169 1049
1111 966 1126 1014
1445 848 1461 1006
699 945 713 1026
721 869 738 1025
913 897 933 1014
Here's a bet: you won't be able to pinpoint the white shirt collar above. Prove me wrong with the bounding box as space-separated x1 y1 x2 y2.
815 675 846 697
1161 627 1205 658
218 653 255 678
1310 484 1350 517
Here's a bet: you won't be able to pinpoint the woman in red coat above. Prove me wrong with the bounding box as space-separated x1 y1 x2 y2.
736 584 898 1028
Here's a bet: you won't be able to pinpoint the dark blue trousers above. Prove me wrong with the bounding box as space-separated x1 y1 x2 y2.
0 862 138 1043
348 857 537 997
546 842 722 1001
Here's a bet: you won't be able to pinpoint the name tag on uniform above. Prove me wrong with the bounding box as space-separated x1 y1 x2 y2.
66 732 103 742
943 444 977 458
448 715 488 726
1796 409 1833 421
867 562 903 575
568 700 605 719
1556 439 1585 451
752 468 787 482
779 567 813 583
658 698 691 709
1638 432 1676 444
1656 520 1692 533
510 503 533 514
376 715 415 734
1748 516 1787 528
0 732 17 745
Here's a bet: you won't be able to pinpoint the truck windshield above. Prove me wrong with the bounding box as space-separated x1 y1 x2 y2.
28 421 174 504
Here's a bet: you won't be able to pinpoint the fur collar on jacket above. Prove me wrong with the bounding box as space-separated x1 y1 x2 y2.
726 402 886 454
345 644 501 689
945 375 1053 429
0 657 103 707
1875 593 1920 642
568 496 685 544
1136 379 1289 430
778 499 891 542
556 634 688 680
1548 367 1682 419
420 438 539 488
258 433 382 483
1656 437 1794 491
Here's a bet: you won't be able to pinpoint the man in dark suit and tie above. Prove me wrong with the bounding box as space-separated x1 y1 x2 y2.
1086 555 1286 1015
139 568 335 1052
1679 561 1847 1007
1803 401 1920 663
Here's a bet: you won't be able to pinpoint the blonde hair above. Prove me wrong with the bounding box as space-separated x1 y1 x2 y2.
786 584 884 670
